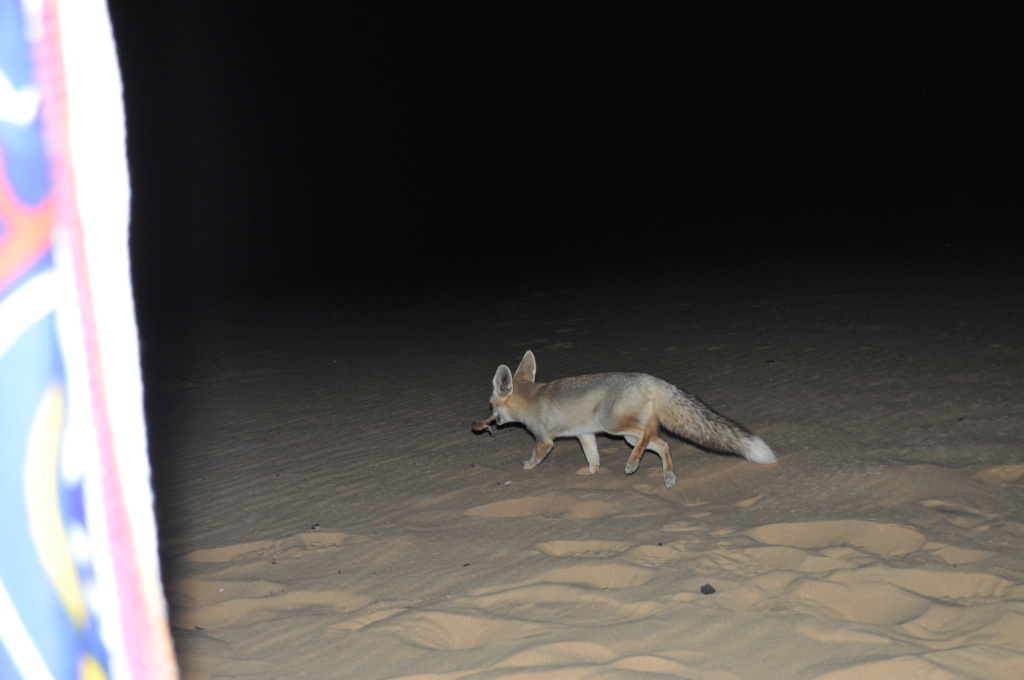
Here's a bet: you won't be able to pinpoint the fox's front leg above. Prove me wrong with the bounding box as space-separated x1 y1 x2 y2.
578 434 601 474
523 438 554 470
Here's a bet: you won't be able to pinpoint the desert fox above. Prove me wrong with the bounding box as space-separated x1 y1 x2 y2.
476 351 776 488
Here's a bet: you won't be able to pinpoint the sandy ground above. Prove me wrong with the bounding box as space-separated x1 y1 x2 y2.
142 248 1024 680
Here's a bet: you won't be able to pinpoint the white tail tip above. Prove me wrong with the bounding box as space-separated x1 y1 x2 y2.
744 437 777 464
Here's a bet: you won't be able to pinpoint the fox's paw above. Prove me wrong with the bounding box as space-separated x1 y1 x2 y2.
663 471 677 489
523 458 538 470
624 461 639 475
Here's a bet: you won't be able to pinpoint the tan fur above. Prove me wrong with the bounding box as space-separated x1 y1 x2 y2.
488 351 776 489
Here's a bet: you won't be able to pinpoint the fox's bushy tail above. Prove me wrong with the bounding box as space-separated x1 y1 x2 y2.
658 383 777 464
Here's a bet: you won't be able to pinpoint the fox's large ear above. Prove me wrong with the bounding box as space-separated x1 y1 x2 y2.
514 350 537 383
493 365 514 399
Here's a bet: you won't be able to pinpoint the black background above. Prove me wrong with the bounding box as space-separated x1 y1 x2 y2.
107 2 1021 310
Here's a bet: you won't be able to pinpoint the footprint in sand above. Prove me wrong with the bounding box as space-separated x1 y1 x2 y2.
464 583 660 626
170 532 367 632
839 565 1022 602
535 538 684 570
472 560 657 594
172 632 271 678
464 490 655 520
169 583 373 631
661 520 704 533
780 564 1020 627
362 610 547 651
900 601 1024 651
730 519 1024 633
328 608 407 633
974 462 1024 486
920 499 999 529
465 495 621 519
809 654 962 680
494 641 616 668
184 531 350 563
535 539 632 559
167 578 287 609
927 543 997 566
707 545 858 579
624 543 686 568
497 646 725 679
787 578 932 625
746 519 927 556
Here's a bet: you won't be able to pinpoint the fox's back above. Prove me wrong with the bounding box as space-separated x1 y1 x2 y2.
539 372 657 400
516 372 666 432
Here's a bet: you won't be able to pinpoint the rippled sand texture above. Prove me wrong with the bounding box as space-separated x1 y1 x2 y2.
147 255 1024 680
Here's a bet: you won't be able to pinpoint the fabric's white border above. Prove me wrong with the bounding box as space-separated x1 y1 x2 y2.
52 0 176 677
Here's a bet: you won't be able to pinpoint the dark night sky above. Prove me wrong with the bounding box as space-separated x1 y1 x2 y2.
107 3 1022 309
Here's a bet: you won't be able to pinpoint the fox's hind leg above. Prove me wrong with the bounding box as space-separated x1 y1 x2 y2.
623 429 652 475
650 434 675 488
612 397 675 487
523 438 554 470
624 431 675 488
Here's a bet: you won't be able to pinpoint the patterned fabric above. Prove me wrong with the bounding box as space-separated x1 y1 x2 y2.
0 1 177 678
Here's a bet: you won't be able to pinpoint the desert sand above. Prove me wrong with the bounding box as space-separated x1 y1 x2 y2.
143 247 1024 679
